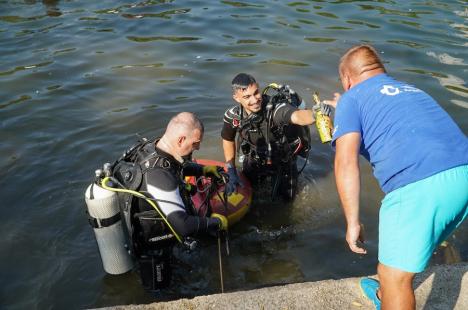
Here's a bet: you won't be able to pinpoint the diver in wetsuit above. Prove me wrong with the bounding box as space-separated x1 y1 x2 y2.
221 73 325 201
114 112 228 291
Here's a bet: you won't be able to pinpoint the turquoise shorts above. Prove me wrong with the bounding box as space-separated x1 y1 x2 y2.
378 164 468 273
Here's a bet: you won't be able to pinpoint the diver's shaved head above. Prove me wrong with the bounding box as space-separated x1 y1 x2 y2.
339 45 386 79
157 112 204 161
164 112 204 139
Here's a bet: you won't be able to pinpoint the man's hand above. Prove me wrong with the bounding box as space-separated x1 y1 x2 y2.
320 102 332 117
226 166 243 195
202 165 223 179
346 223 367 254
323 92 341 109
211 213 228 231
313 102 332 119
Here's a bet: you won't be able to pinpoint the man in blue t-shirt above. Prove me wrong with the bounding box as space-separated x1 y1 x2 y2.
324 45 468 310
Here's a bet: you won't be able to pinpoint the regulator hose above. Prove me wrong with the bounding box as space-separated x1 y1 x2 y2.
195 172 229 214
263 83 280 166
100 177 183 244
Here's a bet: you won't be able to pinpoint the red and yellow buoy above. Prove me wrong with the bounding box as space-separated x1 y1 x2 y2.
187 159 252 226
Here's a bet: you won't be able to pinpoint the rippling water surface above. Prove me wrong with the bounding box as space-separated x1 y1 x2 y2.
1 1 467 309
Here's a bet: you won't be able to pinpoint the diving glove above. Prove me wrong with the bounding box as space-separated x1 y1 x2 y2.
211 213 228 231
320 102 332 117
202 165 223 179
313 102 332 118
226 165 243 195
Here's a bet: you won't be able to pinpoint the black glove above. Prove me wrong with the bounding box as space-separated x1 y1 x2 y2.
313 102 332 118
320 102 332 117
226 166 242 195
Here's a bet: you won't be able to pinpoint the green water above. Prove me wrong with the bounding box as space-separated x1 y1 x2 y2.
0 0 467 309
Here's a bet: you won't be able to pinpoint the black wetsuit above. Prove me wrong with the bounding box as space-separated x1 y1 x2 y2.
119 141 220 291
135 142 220 238
221 96 301 200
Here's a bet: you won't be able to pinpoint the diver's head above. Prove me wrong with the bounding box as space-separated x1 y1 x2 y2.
231 73 262 114
158 112 204 163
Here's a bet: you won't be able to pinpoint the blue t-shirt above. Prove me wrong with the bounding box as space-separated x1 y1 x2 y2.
332 73 468 193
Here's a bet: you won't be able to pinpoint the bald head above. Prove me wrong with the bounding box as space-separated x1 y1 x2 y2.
339 45 386 89
164 112 204 139
157 112 204 161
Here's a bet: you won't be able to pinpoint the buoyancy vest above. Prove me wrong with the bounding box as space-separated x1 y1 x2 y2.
234 89 311 165
111 138 193 253
112 138 194 211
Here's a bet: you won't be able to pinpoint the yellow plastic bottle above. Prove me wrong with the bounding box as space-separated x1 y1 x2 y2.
312 92 333 143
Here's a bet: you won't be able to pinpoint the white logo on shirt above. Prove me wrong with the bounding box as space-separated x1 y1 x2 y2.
380 85 422 96
332 125 338 136
380 85 400 96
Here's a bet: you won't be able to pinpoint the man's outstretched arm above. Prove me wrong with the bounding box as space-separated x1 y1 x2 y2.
290 109 314 126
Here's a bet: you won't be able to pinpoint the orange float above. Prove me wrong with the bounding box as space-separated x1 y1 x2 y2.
187 159 252 226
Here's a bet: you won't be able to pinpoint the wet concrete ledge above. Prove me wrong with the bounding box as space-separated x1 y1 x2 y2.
101 263 467 310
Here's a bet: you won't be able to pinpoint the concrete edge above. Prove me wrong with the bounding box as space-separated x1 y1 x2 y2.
99 263 467 310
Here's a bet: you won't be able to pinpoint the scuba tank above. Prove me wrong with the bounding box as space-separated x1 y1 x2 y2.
312 92 333 143
84 139 193 291
84 164 134 275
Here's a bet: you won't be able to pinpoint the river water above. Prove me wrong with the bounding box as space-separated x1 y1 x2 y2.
1 1 467 309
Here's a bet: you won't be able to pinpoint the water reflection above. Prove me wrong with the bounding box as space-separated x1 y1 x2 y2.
236 39 262 44
42 0 62 17
23 0 62 17
316 12 339 19
1 0 468 308
228 53 257 58
121 9 191 20
276 19 301 29
387 39 427 49
0 95 32 109
359 4 433 18
0 61 54 77
127 35 200 42
346 20 380 28
405 69 468 101
426 51 466 66
305 37 336 42
259 59 309 66
297 18 316 25
389 18 420 28
221 1 264 8
231 14 267 18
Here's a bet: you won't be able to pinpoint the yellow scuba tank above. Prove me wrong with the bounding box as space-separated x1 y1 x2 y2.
84 164 134 275
312 92 333 143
